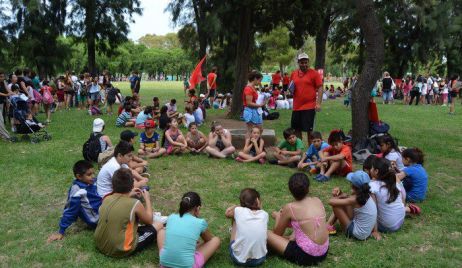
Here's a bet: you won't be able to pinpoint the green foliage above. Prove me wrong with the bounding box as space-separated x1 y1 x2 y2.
138 33 180 50
258 26 297 72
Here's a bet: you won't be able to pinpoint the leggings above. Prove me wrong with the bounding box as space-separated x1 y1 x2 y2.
409 91 421 105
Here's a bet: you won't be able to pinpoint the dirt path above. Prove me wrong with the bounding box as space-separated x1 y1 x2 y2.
206 114 247 129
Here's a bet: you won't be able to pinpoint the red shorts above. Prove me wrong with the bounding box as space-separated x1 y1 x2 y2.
336 161 352 177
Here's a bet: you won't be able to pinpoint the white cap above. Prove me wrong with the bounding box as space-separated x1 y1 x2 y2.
297 53 309 61
93 118 104 132
199 94 205 98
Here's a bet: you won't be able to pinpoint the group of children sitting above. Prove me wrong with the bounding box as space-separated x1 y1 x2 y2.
47 111 429 267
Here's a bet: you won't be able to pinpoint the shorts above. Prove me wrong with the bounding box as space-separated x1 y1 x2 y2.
89 92 99 101
229 241 266 266
243 107 263 125
450 91 458 98
107 97 116 105
160 249 205 268
291 109 316 132
283 240 328 266
65 91 75 96
345 221 355 238
134 225 157 253
209 89 216 98
335 161 352 177
57 91 65 102
382 91 393 101
135 123 145 129
78 95 87 103
378 218 404 233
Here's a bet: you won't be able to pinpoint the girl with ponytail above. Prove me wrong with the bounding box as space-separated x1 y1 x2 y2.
158 192 220 268
327 171 377 240
369 157 405 240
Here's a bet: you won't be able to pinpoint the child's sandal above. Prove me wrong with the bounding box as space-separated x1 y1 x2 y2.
408 203 421 215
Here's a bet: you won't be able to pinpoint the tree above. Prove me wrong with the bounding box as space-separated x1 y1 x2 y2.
351 0 384 149
68 0 142 74
258 26 297 72
138 33 180 49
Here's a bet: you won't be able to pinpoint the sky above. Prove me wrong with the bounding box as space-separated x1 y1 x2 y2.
128 0 179 42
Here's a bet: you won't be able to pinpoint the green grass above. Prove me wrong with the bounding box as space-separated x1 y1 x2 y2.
1 81 461 267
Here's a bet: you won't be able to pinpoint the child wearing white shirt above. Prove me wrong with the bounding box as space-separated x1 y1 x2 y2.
225 188 268 266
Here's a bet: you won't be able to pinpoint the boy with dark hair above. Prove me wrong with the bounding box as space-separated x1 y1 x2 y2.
47 160 101 242
316 130 353 182
270 128 304 167
166 99 179 118
298 131 329 174
96 141 148 197
116 103 135 127
94 168 162 257
120 130 148 174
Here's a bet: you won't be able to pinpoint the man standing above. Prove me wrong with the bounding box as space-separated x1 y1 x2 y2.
290 53 323 144
271 70 282 90
130 71 141 96
207 66 218 106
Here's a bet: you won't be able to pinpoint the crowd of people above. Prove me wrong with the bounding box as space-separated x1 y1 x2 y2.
0 52 420 267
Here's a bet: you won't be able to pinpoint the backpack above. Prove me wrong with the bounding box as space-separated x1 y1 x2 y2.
369 121 390 136
82 133 103 162
42 86 54 104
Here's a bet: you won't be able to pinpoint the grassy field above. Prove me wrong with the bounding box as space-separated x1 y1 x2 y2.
1 81 461 267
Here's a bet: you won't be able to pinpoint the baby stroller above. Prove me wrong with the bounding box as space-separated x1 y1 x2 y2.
10 95 52 143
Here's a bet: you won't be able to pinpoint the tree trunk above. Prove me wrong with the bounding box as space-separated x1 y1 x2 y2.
85 0 97 74
352 0 384 150
315 14 331 70
230 8 253 117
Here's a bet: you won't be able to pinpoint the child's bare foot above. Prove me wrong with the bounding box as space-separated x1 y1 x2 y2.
47 233 64 243
371 231 382 240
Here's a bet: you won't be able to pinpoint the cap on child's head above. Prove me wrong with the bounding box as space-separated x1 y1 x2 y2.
346 171 371 187
199 94 205 98
120 130 138 142
93 118 104 132
144 119 155 128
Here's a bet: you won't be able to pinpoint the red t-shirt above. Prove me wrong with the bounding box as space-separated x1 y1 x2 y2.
272 73 282 84
283 75 290 85
242 86 258 107
207 73 217 89
323 144 353 169
290 69 323 111
272 89 280 98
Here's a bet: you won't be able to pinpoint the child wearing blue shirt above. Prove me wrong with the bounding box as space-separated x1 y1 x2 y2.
47 160 101 242
138 119 166 158
158 192 221 268
397 148 428 215
298 131 329 174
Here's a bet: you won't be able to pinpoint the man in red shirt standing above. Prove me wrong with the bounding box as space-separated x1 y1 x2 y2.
271 70 282 90
207 66 218 107
290 53 323 144
282 72 290 92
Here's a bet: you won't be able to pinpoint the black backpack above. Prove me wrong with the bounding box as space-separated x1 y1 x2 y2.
82 133 103 162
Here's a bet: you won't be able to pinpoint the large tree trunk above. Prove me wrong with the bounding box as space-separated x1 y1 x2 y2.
85 0 96 74
230 8 253 117
314 13 331 70
352 0 384 150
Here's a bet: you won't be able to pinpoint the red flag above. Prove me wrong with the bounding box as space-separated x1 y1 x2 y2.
189 55 207 89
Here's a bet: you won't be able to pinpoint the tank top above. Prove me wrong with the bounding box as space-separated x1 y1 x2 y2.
94 194 139 257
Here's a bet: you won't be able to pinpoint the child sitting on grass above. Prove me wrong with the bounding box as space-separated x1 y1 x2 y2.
269 128 304 167
186 122 208 154
163 117 188 155
47 160 101 242
120 130 148 174
94 168 163 257
315 130 352 182
369 157 405 240
236 126 266 164
378 135 404 171
204 121 236 158
96 141 148 197
396 148 428 214
138 119 166 158
298 131 329 174
166 98 179 118
225 188 268 266
326 171 377 240
116 104 135 127
267 173 329 266
182 104 196 128
158 192 221 268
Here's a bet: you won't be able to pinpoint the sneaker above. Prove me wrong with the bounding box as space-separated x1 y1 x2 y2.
259 158 266 164
315 174 330 182
327 225 337 235
269 159 278 165
153 212 168 224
